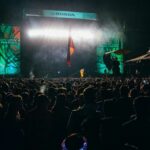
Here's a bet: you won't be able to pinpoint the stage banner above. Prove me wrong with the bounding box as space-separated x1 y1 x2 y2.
24 9 97 21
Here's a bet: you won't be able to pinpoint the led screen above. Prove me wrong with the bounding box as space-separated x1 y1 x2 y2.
97 35 123 75
0 24 20 75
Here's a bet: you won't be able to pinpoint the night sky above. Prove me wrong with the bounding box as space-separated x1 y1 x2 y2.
0 0 149 57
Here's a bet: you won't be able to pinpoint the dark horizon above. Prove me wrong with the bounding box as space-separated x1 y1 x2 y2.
0 0 150 57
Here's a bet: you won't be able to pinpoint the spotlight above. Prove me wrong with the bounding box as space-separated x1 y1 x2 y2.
71 29 95 40
27 27 97 41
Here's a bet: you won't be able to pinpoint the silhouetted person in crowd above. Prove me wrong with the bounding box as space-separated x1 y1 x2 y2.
67 86 96 133
0 101 4 148
51 93 71 149
115 85 134 123
0 94 4 121
101 99 123 150
2 94 24 150
25 94 53 150
112 57 120 76
67 86 100 150
141 83 150 96
128 88 139 100
122 96 150 150
48 87 57 109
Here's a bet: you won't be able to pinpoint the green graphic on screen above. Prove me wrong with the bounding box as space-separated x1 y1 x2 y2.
96 33 123 74
0 24 20 75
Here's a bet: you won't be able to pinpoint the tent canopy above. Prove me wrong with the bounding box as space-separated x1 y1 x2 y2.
126 50 150 63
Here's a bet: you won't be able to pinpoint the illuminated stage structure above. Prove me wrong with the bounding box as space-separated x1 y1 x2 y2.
21 9 124 77
0 10 124 77
22 10 97 77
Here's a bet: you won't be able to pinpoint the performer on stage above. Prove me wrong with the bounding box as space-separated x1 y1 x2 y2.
80 68 85 78
112 57 120 76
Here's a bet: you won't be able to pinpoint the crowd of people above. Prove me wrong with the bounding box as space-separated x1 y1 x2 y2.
0 77 150 150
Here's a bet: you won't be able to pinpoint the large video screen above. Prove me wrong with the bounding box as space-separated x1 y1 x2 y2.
0 24 20 75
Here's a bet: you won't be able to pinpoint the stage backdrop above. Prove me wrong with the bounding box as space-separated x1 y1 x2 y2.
0 24 20 75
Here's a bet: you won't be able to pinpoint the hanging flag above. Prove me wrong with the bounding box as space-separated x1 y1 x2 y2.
67 36 75 65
